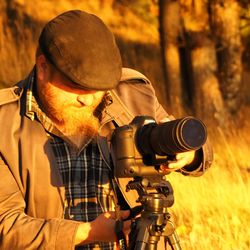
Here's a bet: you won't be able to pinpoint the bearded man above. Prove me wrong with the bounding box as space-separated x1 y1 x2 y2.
0 10 212 250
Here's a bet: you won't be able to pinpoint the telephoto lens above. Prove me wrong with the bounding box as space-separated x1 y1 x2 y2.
135 117 207 156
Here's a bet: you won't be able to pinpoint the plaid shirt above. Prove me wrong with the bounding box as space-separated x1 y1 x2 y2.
25 69 116 250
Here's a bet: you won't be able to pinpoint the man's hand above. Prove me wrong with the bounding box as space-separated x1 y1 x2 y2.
160 150 196 173
75 210 131 245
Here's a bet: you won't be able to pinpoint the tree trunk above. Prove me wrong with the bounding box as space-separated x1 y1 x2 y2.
180 0 227 125
0 1 40 86
159 0 185 117
210 0 243 115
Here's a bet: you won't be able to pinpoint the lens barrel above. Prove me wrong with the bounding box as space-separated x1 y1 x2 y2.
135 117 207 156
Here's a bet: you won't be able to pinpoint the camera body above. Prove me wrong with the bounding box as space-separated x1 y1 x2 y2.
111 116 207 178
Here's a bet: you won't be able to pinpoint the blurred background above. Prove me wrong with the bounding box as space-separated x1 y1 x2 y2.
0 0 249 249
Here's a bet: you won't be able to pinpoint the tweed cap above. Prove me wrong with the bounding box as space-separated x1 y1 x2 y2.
39 10 122 90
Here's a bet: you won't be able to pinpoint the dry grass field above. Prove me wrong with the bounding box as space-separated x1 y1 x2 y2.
167 123 250 250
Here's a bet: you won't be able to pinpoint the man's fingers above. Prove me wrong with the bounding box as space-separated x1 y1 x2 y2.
120 210 130 220
160 151 196 173
168 157 187 169
123 220 131 231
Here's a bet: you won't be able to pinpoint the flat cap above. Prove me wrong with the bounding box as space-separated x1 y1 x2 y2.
39 10 122 90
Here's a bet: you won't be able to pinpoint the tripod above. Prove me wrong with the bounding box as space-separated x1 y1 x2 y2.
126 177 182 250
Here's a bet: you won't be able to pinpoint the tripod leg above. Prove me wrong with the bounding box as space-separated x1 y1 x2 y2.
134 219 150 250
166 231 182 250
147 236 161 250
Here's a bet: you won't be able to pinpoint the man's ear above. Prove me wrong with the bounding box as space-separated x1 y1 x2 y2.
36 54 48 82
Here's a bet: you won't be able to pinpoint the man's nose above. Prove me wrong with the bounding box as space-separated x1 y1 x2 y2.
77 94 94 106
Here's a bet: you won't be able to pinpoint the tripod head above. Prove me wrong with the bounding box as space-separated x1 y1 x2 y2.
126 176 174 207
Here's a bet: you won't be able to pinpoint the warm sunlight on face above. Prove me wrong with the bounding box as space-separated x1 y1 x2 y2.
36 56 105 138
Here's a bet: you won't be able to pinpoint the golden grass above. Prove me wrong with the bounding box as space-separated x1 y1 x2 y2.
166 124 250 250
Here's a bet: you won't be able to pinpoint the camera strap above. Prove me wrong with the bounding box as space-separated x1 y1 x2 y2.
114 208 127 250
97 135 129 249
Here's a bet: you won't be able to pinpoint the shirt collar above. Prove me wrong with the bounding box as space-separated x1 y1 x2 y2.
25 67 64 137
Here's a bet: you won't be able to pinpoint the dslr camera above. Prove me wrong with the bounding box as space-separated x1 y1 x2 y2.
111 116 207 178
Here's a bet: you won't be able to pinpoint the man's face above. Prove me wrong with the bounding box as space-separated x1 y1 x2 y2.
36 55 105 138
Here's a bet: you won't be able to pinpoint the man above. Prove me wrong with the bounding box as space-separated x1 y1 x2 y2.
0 10 212 249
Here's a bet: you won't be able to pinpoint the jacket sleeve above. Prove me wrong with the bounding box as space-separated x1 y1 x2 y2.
0 155 80 250
177 138 213 176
